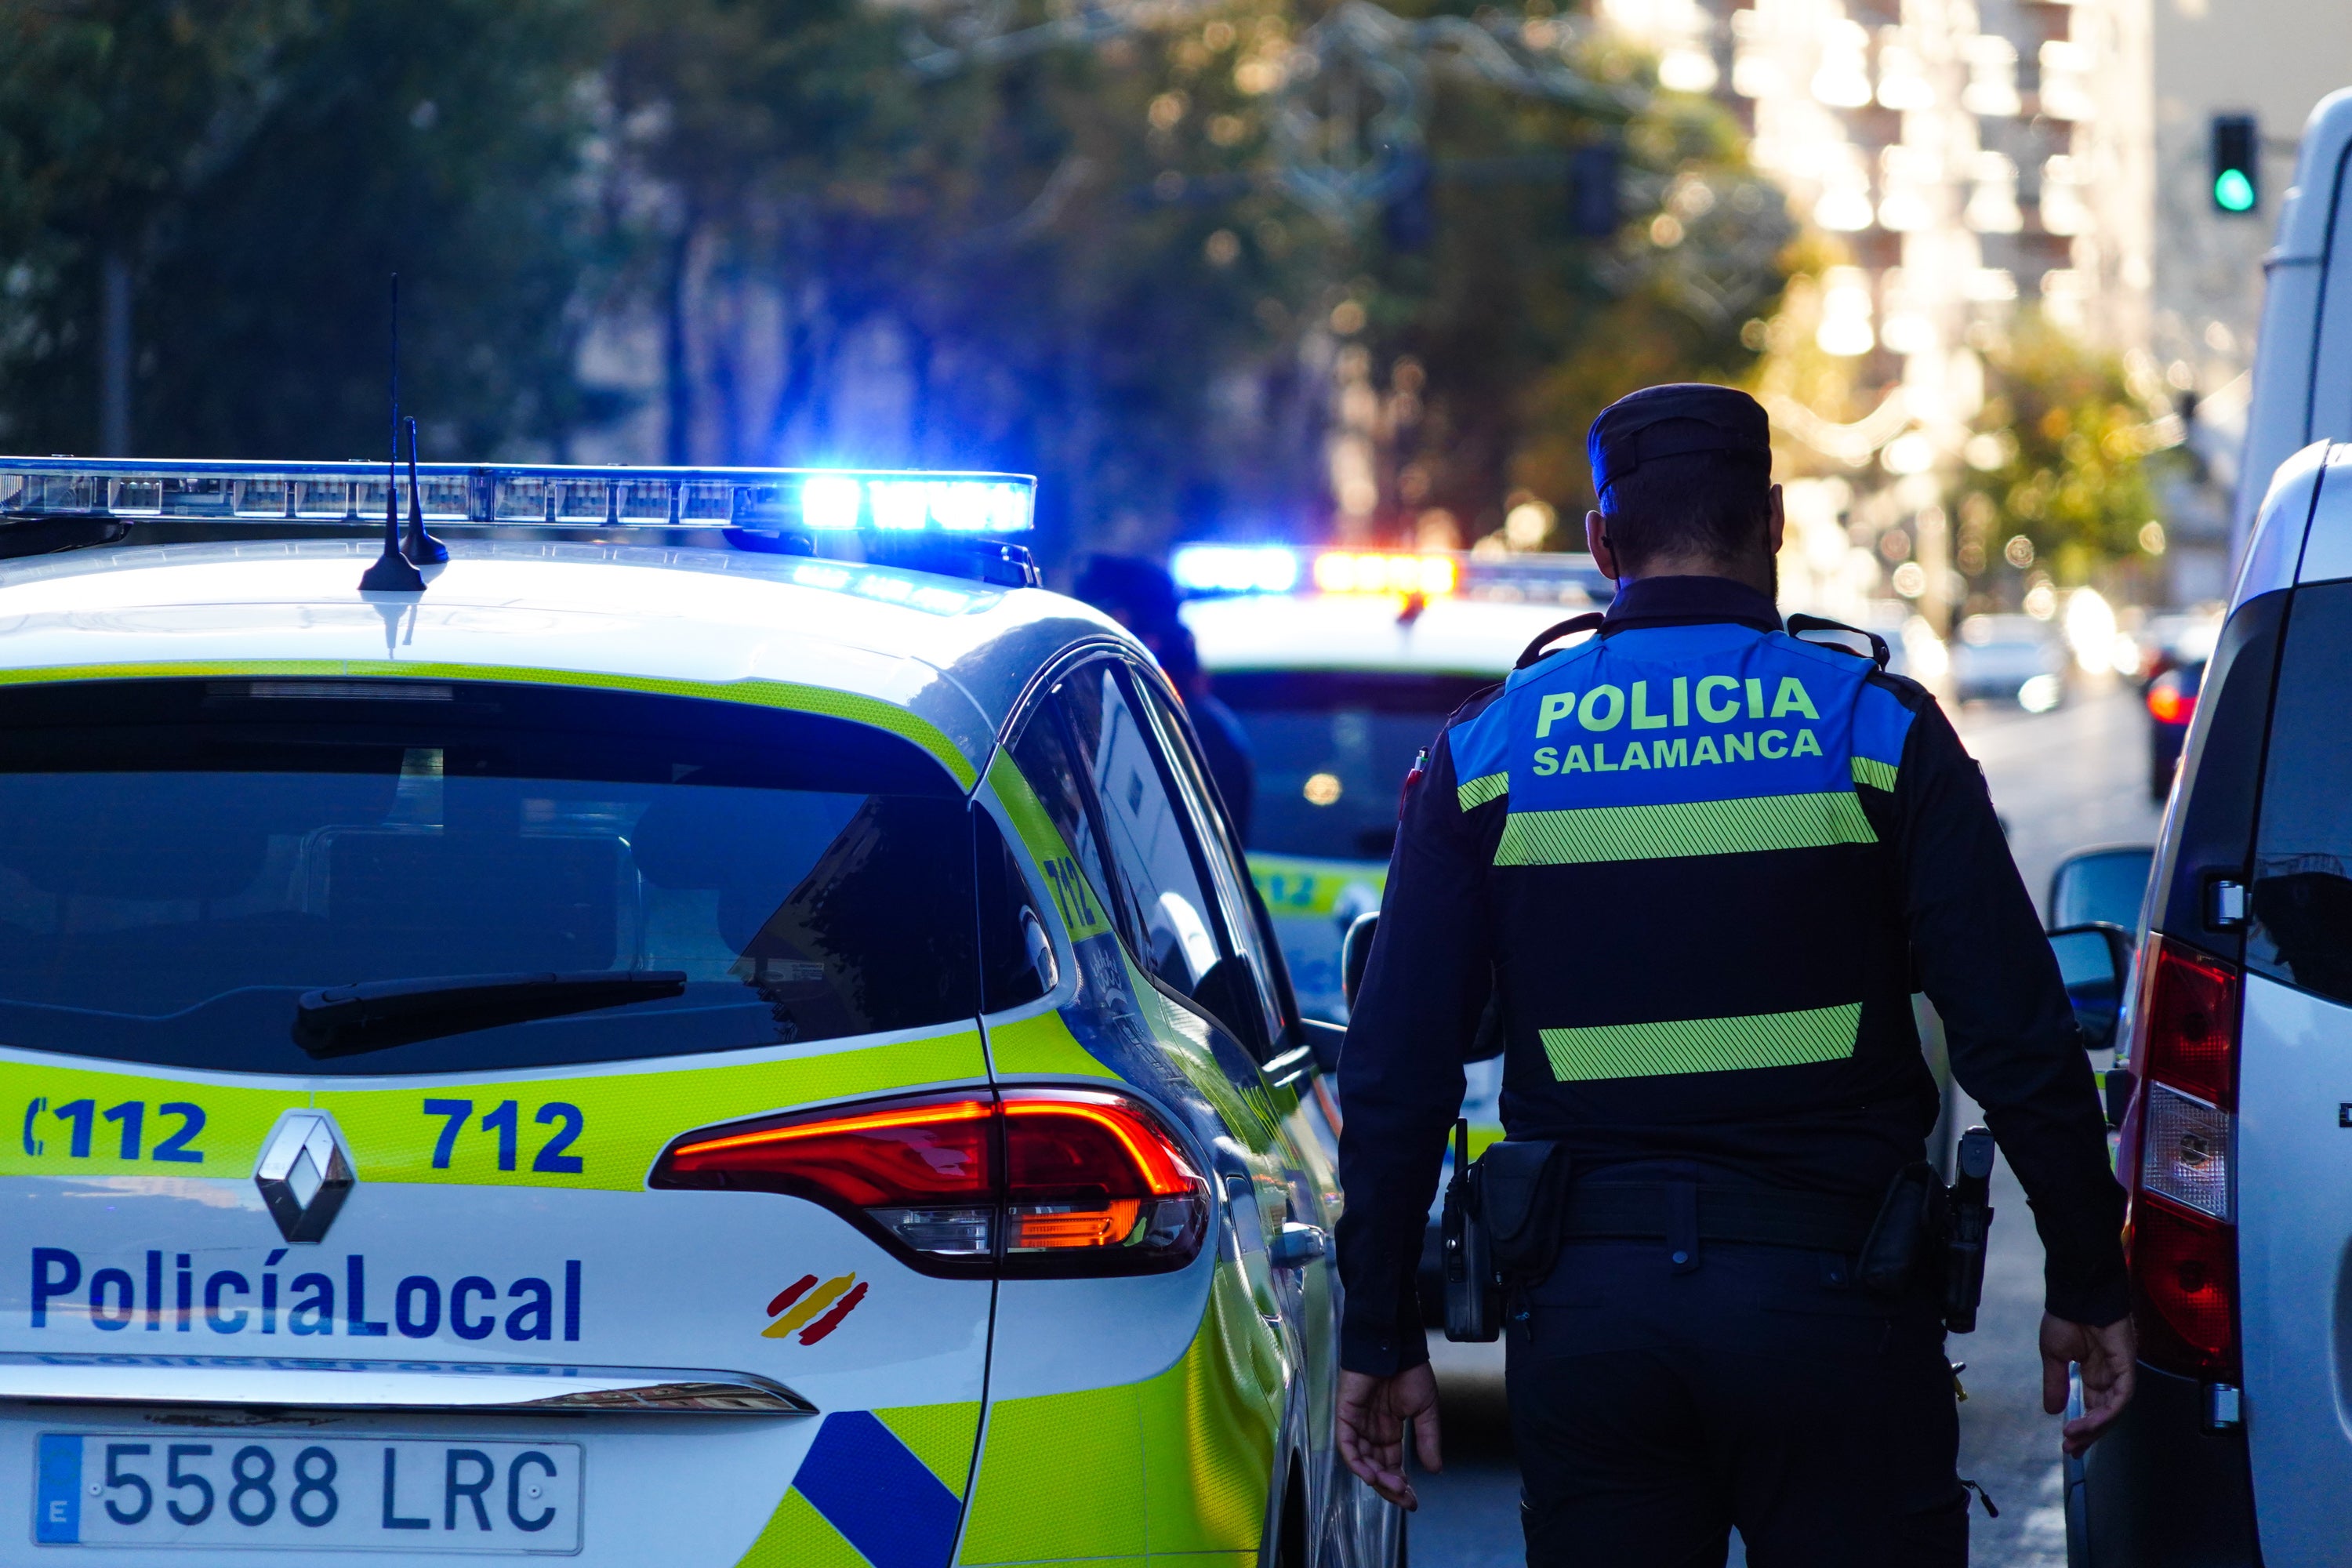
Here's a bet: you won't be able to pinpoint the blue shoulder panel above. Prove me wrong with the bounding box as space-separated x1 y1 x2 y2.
1852 679 1918 785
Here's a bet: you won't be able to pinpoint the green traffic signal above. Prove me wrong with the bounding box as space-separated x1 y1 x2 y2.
2211 114 2259 216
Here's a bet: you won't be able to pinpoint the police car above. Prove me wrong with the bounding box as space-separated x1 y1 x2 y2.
0 458 1393 1567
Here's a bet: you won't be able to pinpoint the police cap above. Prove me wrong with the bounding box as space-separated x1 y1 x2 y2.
1588 383 1771 503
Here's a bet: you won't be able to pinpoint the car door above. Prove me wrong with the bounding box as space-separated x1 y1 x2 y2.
2229 578 2352 1564
1128 668 1347 1549
960 657 1295 1566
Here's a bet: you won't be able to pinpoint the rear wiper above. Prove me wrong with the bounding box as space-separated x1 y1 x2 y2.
293 971 688 1058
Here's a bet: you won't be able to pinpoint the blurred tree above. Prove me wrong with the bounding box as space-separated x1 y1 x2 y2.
1953 313 2169 597
0 0 1789 562
1348 18 1794 546
0 0 600 459
597 0 1338 561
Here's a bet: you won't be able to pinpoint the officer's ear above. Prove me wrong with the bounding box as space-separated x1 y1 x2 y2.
1765 484 1786 558
1584 509 1619 579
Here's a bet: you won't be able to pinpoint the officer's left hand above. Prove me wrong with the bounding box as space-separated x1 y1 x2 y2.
2041 1310 2138 1456
1338 1364 1443 1509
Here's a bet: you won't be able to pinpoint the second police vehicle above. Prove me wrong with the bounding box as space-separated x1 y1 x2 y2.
1174 543 1604 1259
0 457 1395 1568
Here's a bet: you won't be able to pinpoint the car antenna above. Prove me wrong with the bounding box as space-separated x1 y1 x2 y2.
360 271 426 593
402 416 446 564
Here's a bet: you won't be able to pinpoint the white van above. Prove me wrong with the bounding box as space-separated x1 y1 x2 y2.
2068 87 2352 1568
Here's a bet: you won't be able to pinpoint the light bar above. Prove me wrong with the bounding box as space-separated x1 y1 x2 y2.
0 459 1035 535
1171 544 1301 594
1173 542 1607 607
1313 550 1457 597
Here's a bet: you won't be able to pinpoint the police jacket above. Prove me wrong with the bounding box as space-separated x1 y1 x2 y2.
1335 575 2129 1376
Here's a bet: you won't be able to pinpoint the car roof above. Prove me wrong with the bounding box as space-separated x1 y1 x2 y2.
2238 439 2352 601
0 536 1133 783
1182 593 1588 677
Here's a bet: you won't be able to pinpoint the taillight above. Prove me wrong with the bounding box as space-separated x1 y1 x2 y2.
1001 1096 1207 1257
2122 935 2241 1379
2147 672 2198 726
650 1089 1208 1278
2140 938 2235 1107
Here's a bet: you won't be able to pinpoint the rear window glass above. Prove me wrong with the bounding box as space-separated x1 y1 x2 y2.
2248 581 2352 1005
1210 670 1491 861
0 679 978 1074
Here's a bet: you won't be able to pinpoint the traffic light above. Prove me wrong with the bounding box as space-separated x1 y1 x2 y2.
2211 114 2259 215
1569 143 1621 238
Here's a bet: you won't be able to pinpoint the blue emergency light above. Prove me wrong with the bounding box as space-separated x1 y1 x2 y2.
0 458 1035 535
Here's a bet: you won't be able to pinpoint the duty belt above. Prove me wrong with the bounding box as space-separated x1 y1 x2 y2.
1560 1181 1879 1253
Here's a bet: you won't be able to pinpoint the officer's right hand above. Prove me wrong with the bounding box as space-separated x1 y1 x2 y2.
1338 1364 1443 1510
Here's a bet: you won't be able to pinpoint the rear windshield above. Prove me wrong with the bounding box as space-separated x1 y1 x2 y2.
1210 670 1492 862
0 679 979 1074
2248 581 2352 1006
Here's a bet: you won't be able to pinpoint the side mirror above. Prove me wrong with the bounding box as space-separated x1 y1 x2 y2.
2047 846 2155 932
1341 913 1378 1015
2048 921 2133 1050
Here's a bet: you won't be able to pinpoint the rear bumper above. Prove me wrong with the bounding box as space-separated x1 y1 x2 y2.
2076 1363 2259 1566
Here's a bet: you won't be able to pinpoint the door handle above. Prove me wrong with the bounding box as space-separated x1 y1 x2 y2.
1269 1222 1328 1269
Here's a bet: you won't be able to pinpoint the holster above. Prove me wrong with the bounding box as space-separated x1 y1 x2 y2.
1441 1133 1564 1343
1856 1146 1999 1336
1857 1160 1948 1299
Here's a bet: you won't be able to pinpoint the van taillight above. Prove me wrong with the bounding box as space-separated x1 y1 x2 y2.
2124 935 2241 1378
650 1090 1208 1278
2140 938 2236 1107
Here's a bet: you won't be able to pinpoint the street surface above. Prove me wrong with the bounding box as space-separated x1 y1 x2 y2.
1405 678 2161 1566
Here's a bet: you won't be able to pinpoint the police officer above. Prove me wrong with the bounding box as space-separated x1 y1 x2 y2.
1333 384 2135 1565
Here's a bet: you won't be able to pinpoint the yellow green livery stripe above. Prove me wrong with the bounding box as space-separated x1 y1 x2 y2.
1850 756 1898 791
1494 790 1875 866
1457 771 1508 811
1541 1002 1862 1081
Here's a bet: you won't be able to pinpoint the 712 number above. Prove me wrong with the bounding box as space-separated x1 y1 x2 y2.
423 1100 584 1174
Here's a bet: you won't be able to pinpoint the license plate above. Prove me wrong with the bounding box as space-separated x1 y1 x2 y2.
34 1435 582 1553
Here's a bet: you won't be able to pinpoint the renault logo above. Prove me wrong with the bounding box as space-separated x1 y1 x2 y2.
254 1113 355 1243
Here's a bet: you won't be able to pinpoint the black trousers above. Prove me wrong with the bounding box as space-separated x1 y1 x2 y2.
1508 1238 1968 1568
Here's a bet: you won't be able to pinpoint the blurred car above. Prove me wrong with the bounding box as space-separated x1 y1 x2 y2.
1849 603 1955 703
2146 657 2205 801
2131 606 2223 687
1950 612 2071 709
1177 544 1608 1025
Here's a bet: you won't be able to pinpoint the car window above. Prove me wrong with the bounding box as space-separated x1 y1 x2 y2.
1131 673 1287 1046
1009 694 1138 951
1056 661 1225 996
2247 580 2352 1005
0 678 979 1074
977 808 1054 1013
1210 670 1492 862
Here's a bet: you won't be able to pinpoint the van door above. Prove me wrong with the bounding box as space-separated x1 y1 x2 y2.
2232 579 2352 1563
